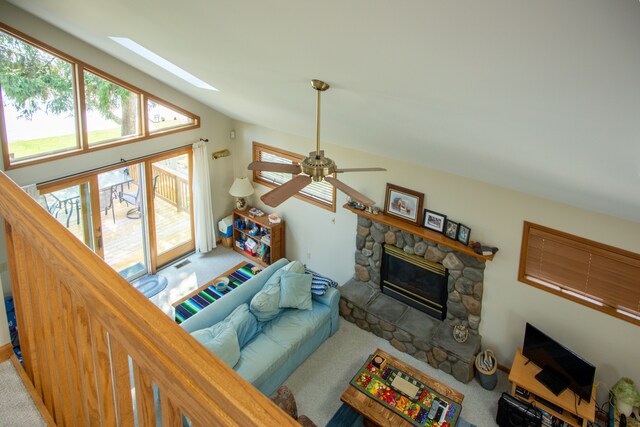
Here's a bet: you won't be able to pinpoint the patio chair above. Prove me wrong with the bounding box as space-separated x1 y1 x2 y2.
120 175 158 219
99 187 116 223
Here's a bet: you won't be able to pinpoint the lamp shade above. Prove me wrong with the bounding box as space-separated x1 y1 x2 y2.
229 177 254 197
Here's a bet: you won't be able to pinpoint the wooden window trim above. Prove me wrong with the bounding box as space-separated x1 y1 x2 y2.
252 141 336 212
518 221 640 327
0 23 200 170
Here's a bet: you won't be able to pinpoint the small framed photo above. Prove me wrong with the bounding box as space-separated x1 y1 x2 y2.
383 183 425 225
422 209 447 233
444 219 459 240
457 223 471 245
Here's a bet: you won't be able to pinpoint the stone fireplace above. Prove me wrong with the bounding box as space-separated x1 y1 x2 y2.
381 244 449 320
339 208 490 383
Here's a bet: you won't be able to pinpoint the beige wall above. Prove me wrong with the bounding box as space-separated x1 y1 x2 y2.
234 121 640 401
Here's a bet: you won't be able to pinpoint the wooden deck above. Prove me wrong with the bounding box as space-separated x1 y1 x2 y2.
58 190 191 274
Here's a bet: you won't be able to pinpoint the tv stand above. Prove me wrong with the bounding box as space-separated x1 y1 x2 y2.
509 349 595 427
534 365 570 396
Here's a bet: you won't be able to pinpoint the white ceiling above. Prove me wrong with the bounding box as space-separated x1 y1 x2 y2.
8 0 640 222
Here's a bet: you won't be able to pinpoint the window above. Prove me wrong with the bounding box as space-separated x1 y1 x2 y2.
519 221 640 326
147 98 194 133
252 142 336 211
0 23 199 169
0 31 79 161
83 70 140 145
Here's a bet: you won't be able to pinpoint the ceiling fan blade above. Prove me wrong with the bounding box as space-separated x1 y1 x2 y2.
325 176 375 206
261 175 312 207
248 161 301 174
335 167 387 173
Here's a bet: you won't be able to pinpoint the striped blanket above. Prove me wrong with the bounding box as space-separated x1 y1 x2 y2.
174 263 255 324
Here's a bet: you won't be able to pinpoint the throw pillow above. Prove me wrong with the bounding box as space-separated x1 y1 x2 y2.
282 260 305 274
250 269 285 322
190 322 240 367
279 272 313 310
224 303 259 348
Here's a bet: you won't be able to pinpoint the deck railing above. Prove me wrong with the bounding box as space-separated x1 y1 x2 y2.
152 163 190 212
0 171 296 426
128 164 189 211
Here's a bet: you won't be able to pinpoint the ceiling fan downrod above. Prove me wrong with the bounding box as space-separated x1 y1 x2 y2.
311 79 329 159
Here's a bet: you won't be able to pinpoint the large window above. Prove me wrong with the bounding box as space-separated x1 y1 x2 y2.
0 23 199 169
252 141 336 211
37 147 194 279
519 221 640 326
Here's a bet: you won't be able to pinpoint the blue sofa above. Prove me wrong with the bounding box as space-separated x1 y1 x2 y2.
180 258 340 396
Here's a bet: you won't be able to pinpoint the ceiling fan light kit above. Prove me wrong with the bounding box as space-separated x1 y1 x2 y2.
249 79 386 207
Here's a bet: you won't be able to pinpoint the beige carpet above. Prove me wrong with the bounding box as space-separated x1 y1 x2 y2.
284 320 509 426
0 360 46 427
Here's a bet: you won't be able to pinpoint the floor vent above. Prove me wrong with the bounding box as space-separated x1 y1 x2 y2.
174 259 191 269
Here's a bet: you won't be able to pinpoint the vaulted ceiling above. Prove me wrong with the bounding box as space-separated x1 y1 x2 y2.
7 0 640 222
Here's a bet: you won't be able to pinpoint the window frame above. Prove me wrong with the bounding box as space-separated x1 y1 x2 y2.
518 221 640 327
0 23 200 170
252 141 336 212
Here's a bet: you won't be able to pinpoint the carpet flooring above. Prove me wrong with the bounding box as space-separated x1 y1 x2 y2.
0 360 46 427
283 320 510 427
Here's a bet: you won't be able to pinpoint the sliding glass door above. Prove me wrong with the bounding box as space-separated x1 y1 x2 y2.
94 164 149 280
37 147 193 278
149 152 194 267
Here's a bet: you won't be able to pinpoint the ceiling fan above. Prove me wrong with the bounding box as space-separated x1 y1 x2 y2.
248 79 386 208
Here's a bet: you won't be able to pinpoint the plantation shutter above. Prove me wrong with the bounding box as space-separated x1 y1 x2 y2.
253 143 335 210
520 222 640 319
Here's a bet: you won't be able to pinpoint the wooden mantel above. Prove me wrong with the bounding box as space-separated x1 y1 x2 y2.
344 204 494 261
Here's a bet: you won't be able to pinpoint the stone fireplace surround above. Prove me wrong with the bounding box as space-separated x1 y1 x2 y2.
339 210 489 383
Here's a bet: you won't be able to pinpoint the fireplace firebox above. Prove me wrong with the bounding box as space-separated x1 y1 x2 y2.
380 244 448 320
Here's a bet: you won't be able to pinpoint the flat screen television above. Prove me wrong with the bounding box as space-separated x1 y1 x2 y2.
522 323 596 402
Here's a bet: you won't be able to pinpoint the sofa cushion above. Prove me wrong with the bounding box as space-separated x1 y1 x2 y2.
250 270 284 322
279 273 312 310
225 303 259 348
234 333 288 388
262 303 331 353
250 260 307 321
190 322 240 368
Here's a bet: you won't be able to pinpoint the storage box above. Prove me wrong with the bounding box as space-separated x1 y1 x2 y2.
218 215 233 237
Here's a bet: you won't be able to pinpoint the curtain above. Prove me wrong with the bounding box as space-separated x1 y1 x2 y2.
192 141 216 252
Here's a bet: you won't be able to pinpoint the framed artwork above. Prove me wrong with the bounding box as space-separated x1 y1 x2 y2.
444 219 459 240
383 183 425 225
422 209 447 233
457 223 471 245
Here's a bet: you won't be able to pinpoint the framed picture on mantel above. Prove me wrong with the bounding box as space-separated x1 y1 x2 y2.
383 183 425 225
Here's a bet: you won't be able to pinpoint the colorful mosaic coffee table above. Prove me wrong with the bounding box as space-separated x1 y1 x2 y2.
341 348 465 427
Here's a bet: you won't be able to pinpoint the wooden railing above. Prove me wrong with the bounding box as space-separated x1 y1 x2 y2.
128 164 190 211
0 171 297 426
152 164 190 212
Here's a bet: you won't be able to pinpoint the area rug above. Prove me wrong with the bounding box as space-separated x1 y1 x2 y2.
173 262 255 324
132 274 168 298
326 404 476 427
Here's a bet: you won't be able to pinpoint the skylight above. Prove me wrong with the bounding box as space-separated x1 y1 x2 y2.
110 37 218 91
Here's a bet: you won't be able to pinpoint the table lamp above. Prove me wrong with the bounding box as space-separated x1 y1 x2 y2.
229 177 254 211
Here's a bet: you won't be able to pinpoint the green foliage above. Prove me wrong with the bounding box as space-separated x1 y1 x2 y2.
0 33 74 119
0 31 133 127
